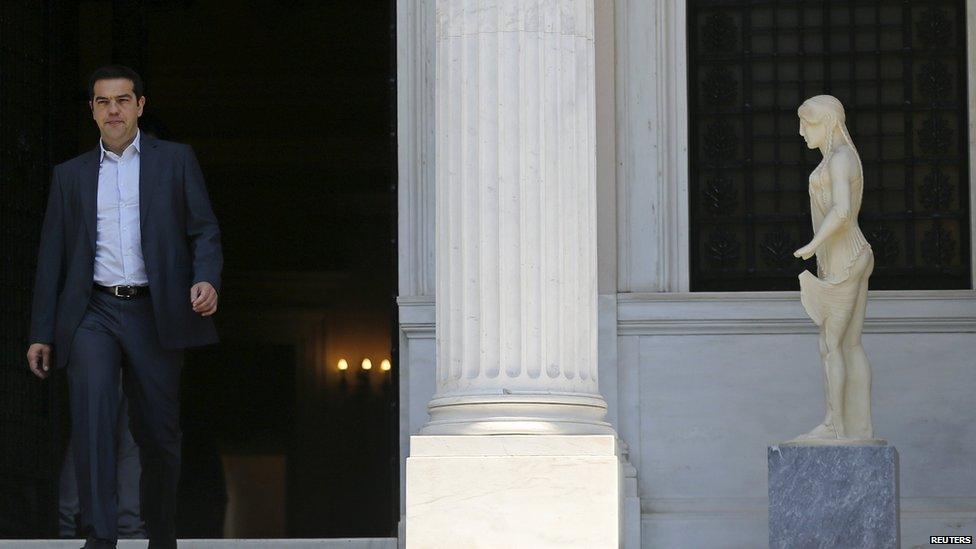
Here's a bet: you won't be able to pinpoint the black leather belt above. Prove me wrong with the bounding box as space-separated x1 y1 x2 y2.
95 284 150 299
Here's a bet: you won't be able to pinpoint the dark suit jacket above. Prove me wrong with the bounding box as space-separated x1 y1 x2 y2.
30 134 223 369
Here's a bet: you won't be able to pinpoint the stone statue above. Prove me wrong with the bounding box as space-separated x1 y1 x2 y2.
790 95 882 445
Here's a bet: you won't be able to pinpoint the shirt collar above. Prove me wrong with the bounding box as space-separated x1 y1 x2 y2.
99 129 141 162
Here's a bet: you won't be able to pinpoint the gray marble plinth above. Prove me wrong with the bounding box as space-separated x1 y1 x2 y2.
768 445 899 549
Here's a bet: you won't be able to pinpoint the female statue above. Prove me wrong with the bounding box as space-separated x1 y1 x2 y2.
791 95 877 443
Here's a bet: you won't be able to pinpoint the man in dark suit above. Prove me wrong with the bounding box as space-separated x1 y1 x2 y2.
26 65 222 549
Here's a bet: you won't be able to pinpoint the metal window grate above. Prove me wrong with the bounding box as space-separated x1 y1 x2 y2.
688 0 971 291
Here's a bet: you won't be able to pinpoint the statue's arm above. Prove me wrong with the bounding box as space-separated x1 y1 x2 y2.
794 152 854 259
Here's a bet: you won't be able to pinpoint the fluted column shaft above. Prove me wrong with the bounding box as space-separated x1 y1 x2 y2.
425 0 611 435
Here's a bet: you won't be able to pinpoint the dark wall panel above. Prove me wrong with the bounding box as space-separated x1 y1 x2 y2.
0 0 78 536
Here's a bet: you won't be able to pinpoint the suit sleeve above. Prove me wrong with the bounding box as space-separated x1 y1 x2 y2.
29 168 65 344
183 144 223 294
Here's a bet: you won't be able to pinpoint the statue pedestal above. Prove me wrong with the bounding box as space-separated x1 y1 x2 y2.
405 435 622 548
768 445 899 549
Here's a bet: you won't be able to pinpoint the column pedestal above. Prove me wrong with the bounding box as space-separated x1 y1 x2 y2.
406 435 622 549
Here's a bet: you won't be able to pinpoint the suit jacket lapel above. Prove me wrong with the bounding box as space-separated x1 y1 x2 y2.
80 147 100 251
139 133 160 230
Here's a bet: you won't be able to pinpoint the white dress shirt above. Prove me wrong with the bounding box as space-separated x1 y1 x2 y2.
93 130 149 286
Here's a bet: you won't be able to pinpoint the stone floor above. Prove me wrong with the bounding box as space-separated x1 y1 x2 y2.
0 540 397 549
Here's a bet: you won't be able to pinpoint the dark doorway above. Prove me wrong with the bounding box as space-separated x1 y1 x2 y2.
1 0 397 538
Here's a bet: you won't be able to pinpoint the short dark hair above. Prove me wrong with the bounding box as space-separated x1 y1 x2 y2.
88 65 144 100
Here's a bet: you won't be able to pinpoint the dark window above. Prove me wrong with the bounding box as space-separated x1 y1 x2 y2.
688 1 971 291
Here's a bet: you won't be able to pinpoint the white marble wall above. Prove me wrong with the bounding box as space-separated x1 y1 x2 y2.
396 0 437 525
400 293 976 548
397 0 976 547
617 293 976 548
609 0 976 542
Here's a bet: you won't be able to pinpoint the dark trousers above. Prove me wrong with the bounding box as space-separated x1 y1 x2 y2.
60 387 146 539
67 290 183 547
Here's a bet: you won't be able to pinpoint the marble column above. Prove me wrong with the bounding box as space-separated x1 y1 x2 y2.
407 3 623 546
424 0 613 436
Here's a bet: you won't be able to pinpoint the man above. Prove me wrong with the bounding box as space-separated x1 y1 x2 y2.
27 65 222 549
58 111 176 543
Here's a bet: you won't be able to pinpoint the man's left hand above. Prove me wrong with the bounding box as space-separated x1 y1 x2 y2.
190 282 218 316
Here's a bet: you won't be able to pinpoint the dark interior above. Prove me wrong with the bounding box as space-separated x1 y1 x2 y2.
1 0 398 538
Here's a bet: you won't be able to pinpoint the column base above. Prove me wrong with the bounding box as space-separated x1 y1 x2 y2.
405 435 623 549
420 392 615 435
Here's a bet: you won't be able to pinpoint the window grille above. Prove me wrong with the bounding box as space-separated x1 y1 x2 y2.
688 0 971 291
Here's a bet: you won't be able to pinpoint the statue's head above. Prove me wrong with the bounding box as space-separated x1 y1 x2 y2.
798 95 846 151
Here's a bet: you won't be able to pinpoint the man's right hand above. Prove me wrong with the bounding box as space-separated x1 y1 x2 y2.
27 343 53 379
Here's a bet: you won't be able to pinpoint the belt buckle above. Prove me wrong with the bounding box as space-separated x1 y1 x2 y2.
114 286 135 299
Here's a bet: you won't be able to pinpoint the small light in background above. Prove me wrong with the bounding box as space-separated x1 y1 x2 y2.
380 359 392 372
337 359 348 371
361 358 372 371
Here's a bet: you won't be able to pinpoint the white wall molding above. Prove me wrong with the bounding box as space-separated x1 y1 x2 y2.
968 4 976 289
643 496 976 517
596 0 618 295
615 0 689 293
397 296 435 337
396 0 436 523
617 290 976 335
396 296 436 520
397 0 436 298
640 497 976 548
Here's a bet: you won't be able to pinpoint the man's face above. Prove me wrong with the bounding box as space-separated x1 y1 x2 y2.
90 78 145 144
